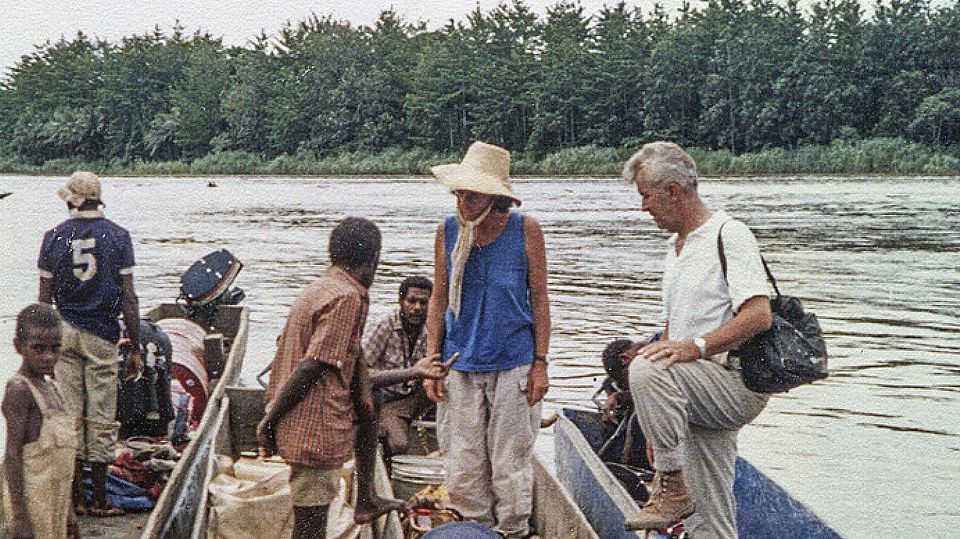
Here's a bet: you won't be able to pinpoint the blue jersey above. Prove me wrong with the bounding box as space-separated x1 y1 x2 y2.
38 211 135 343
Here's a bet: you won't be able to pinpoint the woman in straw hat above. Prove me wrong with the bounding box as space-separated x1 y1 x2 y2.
424 141 551 538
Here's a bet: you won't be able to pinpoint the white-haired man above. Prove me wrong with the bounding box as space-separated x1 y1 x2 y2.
622 142 771 538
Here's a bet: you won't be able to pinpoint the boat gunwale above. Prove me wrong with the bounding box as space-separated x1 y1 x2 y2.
555 409 645 539
556 407 844 539
139 304 249 539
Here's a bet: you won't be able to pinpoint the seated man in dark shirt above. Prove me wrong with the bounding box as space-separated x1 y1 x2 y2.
598 334 660 471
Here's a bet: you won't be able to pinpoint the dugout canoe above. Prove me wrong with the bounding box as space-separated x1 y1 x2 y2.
555 408 842 539
182 385 599 539
76 303 249 539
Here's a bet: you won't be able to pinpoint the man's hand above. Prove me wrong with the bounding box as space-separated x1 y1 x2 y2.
602 391 625 425
124 348 142 382
638 339 700 369
526 360 549 406
411 353 457 380
256 416 278 457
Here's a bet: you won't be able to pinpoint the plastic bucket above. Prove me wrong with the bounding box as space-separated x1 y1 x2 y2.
390 455 445 501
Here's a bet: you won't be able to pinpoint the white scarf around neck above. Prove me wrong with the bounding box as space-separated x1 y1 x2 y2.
448 203 493 317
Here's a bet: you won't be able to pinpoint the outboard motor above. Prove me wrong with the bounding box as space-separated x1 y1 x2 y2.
178 249 244 329
164 249 245 441
117 249 245 444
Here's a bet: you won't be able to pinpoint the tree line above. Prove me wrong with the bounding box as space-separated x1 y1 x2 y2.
1 0 959 173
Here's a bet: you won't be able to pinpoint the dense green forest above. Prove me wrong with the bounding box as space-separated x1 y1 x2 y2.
2 0 959 175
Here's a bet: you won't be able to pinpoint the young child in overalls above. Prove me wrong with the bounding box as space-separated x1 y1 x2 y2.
3 304 79 539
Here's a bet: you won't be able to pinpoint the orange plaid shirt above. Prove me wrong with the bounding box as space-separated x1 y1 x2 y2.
266 266 369 469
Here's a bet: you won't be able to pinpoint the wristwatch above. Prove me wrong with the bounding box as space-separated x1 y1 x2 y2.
534 354 549 364
693 337 708 359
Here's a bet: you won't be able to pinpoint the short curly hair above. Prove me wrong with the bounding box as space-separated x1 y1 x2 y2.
602 338 635 388
328 217 381 269
399 276 433 300
16 303 62 341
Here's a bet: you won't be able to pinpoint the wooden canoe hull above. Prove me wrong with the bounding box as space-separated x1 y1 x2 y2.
138 304 249 539
556 408 842 539
202 388 599 539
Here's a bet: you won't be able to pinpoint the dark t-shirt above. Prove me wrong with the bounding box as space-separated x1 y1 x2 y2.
38 213 135 343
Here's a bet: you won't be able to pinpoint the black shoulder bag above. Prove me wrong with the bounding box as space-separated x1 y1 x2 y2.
718 222 829 393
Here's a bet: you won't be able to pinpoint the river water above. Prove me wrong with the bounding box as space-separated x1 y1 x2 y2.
0 174 957 537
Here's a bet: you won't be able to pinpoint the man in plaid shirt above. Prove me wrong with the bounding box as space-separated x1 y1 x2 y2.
363 276 434 456
258 218 405 538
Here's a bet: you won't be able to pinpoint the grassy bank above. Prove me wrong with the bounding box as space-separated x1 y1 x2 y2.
2 138 959 177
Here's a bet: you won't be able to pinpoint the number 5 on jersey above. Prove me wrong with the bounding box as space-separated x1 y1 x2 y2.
71 238 97 281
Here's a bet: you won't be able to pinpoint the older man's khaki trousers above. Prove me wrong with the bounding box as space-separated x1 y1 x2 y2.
629 357 768 539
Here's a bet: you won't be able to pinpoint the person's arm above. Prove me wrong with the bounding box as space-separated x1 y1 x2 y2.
701 295 772 354
259 292 367 452
37 232 54 306
424 222 449 402
120 274 142 381
38 277 52 304
3 380 37 539
257 357 336 454
369 352 452 389
363 316 443 389
640 296 772 368
524 216 551 406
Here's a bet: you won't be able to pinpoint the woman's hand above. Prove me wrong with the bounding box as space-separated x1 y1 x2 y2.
526 360 549 405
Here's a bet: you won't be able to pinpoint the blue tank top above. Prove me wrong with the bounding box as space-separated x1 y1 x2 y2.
443 212 535 372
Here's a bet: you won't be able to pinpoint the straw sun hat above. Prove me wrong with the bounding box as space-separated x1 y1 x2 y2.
57 170 102 206
430 141 522 206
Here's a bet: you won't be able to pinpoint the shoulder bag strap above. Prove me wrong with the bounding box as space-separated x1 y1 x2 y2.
717 220 781 298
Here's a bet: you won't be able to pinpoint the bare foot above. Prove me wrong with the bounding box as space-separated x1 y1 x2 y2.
354 496 407 524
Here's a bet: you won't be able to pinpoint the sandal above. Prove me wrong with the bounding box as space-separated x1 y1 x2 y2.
89 502 126 517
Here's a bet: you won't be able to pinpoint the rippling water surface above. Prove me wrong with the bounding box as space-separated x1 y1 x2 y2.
1 175 957 537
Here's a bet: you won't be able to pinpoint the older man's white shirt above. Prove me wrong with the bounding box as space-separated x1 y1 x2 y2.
662 210 769 366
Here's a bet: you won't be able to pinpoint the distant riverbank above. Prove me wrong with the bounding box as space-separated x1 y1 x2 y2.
3 137 959 177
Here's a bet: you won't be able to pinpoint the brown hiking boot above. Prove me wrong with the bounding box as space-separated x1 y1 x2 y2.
624 469 695 530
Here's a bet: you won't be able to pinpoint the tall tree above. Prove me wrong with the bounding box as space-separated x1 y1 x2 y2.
581 2 658 146
168 34 232 157
96 25 190 160
528 1 592 151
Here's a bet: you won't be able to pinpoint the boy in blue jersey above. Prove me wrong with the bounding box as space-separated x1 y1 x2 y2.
37 171 142 517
